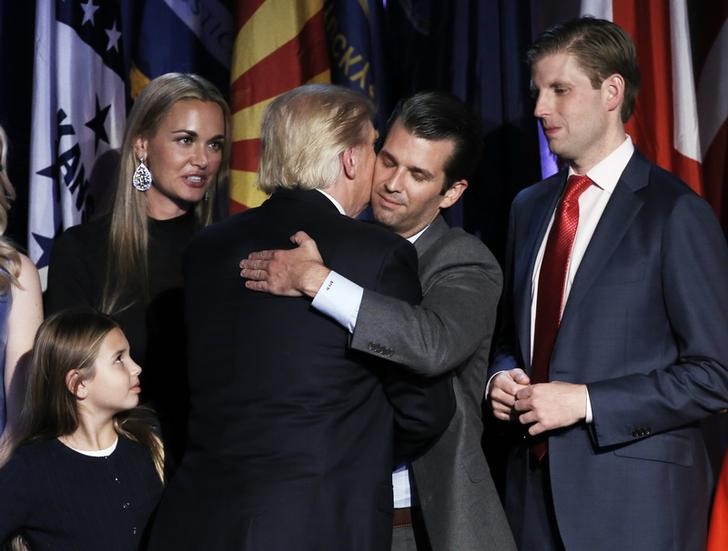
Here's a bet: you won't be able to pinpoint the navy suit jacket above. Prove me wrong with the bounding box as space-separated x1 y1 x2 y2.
493 151 728 550
149 190 454 551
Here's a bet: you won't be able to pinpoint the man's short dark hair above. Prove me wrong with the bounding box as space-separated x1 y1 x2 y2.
389 91 483 193
527 16 640 122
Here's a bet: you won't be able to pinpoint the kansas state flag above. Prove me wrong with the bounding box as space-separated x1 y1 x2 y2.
28 0 126 285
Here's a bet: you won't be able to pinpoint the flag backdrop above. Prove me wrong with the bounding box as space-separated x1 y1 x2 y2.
130 0 233 99
28 0 126 285
693 2 728 233
229 0 330 213
325 0 391 130
11 1 725 270
586 0 727 229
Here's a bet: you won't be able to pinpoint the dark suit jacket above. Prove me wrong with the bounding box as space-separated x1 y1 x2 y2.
148 190 454 551
351 216 515 550
492 152 728 550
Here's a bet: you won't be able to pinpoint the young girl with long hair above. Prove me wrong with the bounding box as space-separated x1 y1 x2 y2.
0 309 163 550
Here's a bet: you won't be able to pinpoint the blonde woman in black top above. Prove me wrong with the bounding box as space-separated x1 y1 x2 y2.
46 74 230 465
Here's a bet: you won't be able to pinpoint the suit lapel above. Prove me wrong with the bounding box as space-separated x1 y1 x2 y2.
560 152 650 325
515 173 566 370
414 216 449 259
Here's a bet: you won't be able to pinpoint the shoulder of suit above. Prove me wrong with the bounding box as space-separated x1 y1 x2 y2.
425 225 498 267
513 170 564 207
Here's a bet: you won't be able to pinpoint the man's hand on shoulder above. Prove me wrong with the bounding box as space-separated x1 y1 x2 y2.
514 381 587 435
240 231 329 298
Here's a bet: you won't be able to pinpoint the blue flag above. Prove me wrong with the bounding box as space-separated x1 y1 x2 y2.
130 0 233 98
325 0 391 130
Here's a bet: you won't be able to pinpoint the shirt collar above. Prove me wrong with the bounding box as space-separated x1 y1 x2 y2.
408 224 430 243
316 189 346 215
568 135 634 194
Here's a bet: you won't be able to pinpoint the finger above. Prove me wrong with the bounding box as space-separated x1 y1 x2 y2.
493 410 511 422
247 250 275 261
245 280 269 292
518 411 537 426
290 230 312 245
240 268 267 282
491 399 512 414
514 387 531 401
490 388 515 408
513 397 533 413
528 423 545 436
513 369 531 385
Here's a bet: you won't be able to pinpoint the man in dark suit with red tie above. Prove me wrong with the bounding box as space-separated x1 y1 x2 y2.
489 17 728 550
148 84 454 550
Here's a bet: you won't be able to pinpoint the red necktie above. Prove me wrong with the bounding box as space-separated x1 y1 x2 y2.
530 174 592 460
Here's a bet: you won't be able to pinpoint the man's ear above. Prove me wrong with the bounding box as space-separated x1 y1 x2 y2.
133 136 148 161
439 179 468 209
603 73 625 115
65 370 88 400
341 145 357 180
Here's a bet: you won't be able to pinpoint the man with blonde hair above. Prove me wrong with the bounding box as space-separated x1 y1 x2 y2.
149 84 454 551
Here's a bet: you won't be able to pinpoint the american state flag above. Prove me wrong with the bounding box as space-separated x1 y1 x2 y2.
28 0 126 286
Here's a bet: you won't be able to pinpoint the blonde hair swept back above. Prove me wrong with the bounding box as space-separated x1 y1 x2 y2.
257 84 375 194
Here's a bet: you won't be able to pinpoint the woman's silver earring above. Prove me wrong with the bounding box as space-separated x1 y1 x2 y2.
132 157 152 191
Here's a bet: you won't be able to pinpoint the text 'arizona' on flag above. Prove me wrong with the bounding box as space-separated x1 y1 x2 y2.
229 0 330 213
29 0 126 285
130 0 233 100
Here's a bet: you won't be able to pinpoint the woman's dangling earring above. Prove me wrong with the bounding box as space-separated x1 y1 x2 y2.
132 157 152 191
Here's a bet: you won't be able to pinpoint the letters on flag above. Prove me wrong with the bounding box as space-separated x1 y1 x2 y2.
28 0 126 285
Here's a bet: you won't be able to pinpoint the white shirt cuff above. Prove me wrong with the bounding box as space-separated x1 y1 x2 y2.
585 386 593 423
485 370 507 398
310 271 363 334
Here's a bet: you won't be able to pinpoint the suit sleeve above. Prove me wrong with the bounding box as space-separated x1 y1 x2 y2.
372 241 455 462
588 194 728 447
45 229 97 314
351 236 502 377
489 202 522 379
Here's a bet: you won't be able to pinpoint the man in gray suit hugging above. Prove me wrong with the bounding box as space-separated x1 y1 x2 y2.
240 92 516 551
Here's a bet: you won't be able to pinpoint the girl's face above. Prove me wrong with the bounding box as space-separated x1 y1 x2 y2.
80 328 142 415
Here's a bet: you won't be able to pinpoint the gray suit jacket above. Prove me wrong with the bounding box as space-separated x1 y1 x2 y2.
351 216 516 551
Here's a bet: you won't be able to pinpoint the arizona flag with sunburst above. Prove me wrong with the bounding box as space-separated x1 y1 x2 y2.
229 0 331 213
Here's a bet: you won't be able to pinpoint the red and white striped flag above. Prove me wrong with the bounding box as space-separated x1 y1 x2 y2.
581 0 703 192
229 0 331 213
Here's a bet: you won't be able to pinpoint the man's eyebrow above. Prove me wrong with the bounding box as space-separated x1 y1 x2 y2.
409 166 435 180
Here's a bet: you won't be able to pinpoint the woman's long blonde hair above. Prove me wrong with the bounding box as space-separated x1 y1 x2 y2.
102 73 231 314
7 309 165 481
0 125 21 293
